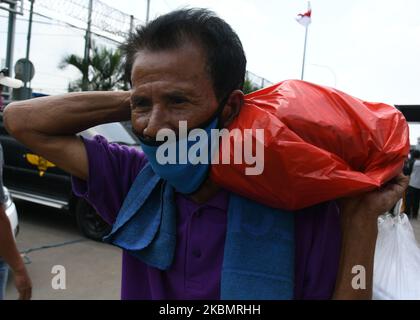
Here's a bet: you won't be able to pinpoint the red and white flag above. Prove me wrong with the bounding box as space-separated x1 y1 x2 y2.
296 5 312 27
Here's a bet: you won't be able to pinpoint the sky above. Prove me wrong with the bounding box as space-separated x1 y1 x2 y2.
1 0 420 141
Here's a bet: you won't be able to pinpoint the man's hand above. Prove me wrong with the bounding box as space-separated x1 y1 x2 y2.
0 205 33 300
339 173 409 227
13 267 32 300
333 173 409 300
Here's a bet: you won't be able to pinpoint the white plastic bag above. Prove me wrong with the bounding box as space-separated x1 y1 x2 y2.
373 209 420 300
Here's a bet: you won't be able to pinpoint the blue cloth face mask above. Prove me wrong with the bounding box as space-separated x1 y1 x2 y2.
138 102 225 194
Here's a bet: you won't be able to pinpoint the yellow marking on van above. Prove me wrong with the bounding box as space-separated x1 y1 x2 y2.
25 154 56 177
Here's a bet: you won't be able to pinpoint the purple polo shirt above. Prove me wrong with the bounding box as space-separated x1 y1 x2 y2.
72 135 341 300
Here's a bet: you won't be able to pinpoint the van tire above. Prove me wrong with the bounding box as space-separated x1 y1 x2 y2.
75 199 111 241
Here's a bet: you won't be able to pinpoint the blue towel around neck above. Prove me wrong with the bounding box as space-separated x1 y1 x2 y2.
103 163 295 299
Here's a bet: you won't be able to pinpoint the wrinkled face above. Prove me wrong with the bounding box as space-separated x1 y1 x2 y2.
130 41 219 140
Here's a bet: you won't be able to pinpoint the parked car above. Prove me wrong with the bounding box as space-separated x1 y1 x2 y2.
0 109 139 241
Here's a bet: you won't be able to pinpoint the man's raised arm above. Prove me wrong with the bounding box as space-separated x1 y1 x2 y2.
333 173 409 299
3 91 131 181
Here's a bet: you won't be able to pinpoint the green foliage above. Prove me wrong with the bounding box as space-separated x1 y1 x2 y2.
59 43 127 92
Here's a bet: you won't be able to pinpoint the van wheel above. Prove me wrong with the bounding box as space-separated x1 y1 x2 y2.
75 199 111 241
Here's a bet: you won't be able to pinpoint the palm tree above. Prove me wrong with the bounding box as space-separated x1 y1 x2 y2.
59 43 127 92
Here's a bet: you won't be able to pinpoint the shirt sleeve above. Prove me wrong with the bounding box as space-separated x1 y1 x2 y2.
71 135 148 225
0 143 6 204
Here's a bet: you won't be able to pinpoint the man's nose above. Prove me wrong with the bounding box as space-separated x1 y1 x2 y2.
143 105 171 138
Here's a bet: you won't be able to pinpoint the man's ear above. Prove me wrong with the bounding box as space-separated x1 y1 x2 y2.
220 90 244 128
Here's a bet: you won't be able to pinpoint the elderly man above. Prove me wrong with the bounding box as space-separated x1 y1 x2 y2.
4 9 406 300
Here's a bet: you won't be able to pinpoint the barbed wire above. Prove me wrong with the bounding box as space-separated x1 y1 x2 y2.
35 0 144 39
246 70 273 88
1 0 273 94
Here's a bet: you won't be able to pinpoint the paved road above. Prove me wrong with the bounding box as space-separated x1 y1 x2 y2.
4 200 420 300
5 200 121 300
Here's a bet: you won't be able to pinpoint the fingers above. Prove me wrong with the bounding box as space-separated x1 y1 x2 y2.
13 268 32 300
18 287 32 300
378 174 409 212
382 173 408 195
392 173 409 189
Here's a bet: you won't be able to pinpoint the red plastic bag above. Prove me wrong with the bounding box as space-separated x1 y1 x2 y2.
210 80 409 210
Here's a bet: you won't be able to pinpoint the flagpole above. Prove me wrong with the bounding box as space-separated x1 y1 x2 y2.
301 25 308 80
300 1 310 80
